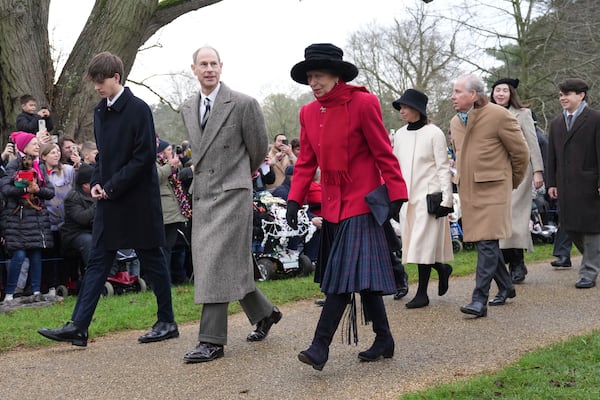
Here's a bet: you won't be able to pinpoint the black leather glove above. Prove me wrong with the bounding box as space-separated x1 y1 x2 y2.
389 199 405 222
286 200 300 230
435 206 454 219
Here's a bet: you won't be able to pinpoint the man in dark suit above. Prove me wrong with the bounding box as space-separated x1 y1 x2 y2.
180 46 281 363
38 52 178 347
547 78 600 289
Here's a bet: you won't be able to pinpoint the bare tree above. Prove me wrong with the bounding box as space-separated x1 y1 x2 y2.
0 0 222 143
346 0 463 132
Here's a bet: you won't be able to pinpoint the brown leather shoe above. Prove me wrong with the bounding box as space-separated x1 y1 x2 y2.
247 306 282 341
183 342 224 363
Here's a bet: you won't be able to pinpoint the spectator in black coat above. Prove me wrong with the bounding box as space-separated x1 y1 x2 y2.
60 164 96 268
1 132 55 303
15 94 54 134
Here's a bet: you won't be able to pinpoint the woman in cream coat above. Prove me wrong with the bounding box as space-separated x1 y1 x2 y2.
392 89 454 309
490 78 544 291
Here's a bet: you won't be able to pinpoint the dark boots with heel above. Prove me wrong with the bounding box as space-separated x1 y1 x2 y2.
358 294 394 361
298 293 350 371
406 264 431 308
433 262 453 296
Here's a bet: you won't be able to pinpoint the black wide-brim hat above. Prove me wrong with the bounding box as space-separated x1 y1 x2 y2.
392 88 428 118
290 43 359 85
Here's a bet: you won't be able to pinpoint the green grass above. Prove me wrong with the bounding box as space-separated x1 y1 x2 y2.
2 243 594 399
399 332 600 400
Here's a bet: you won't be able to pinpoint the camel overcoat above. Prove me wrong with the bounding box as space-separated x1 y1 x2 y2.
181 83 268 303
450 102 529 242
499 106 545 251
547 106 600 233
393 123 453 264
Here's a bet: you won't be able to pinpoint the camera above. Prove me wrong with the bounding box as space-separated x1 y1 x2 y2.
175 145 183 155
38 119 46 131
282 139 289 146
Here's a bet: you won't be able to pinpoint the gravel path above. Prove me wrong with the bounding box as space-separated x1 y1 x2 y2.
1 256 599 400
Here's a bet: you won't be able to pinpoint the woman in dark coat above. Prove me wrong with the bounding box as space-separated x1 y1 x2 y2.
1 131 54 303
287 44 408 371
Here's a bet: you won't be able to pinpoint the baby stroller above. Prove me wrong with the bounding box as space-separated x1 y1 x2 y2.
448 193 474 253
530 200 557 244
252 192 316 281
101 249 147 296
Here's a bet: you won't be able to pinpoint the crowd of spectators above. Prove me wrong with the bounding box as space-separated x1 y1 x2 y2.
0 97 195 302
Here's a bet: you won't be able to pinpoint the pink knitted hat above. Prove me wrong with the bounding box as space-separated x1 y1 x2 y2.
10 131 36 152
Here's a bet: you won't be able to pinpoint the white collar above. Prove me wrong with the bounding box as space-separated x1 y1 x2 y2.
107 87 125 107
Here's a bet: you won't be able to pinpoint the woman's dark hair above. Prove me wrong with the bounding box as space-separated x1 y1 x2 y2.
491 84 530 109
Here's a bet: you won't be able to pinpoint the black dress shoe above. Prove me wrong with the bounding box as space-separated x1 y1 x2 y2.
314 299 326 306
38 322 88 347
138 321 179 343
511 264 528 284
551 256 572 268
393 272 409 300
460 301 487 318
575 277 596 289
247 306 282 341
183 342 224 363
488 287 516 306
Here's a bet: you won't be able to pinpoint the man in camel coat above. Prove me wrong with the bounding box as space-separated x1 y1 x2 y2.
450 73 529 318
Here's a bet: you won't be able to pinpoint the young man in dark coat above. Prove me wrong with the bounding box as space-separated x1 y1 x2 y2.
38 52 177 347
547 78 600 289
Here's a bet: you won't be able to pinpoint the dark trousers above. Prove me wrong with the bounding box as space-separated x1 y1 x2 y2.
163 222 187 284
72 232 174 330
472 240 512 303
553 226 573 258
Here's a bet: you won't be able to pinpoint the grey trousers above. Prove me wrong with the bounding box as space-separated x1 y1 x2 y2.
553 226 573 258
198 288 274 345
472 240 513 303
566 231 600 281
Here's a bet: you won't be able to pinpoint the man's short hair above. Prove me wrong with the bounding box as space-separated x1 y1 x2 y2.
19 94 36 105
290 138 300 150
81 140 97 153
559 78 589 97
86 51 125 84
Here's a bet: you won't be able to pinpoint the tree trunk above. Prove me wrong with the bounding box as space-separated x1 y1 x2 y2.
0 0 222 145
0 0 54 139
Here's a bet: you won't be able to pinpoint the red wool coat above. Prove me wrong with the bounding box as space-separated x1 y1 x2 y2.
288 90 407 223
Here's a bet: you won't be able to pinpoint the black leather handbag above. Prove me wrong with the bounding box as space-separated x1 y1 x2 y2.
426 192 443 215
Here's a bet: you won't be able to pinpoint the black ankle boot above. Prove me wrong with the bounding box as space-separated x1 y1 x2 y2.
433 263 453 296
358 294 394 361
298 293 349 371
405 294 430 308
406 265 431 308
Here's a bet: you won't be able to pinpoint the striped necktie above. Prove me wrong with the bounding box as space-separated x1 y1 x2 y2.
201 98 211 129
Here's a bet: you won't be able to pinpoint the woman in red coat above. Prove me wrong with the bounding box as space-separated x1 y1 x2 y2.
286 43 408 371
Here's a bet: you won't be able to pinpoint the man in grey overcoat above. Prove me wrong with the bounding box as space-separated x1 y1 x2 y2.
547 78 600 289
180 46 282 363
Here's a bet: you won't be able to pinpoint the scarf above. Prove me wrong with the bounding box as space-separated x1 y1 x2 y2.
157 154 192 219
316 81 369 185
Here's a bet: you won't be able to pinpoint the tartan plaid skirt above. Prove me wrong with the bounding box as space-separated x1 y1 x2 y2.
318 213 396 295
